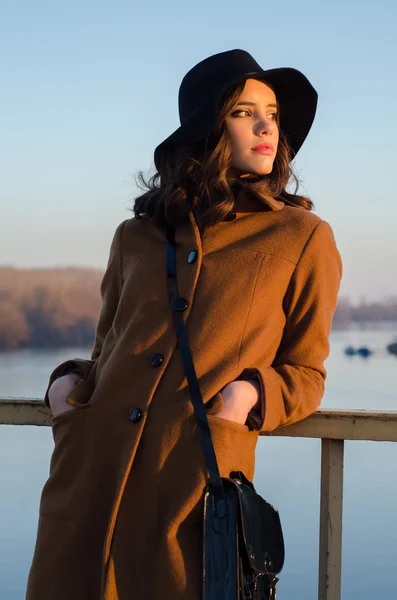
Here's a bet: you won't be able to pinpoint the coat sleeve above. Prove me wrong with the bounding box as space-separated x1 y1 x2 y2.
241 218 343 432
43 219 127 408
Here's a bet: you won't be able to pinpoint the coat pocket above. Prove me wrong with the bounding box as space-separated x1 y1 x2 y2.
203 392 259 481
204 390 250 432
49 375 95 425
64 360 98 408
65 376 93 407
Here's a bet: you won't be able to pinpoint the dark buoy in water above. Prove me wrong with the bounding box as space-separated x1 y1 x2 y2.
357 346 372 358
387 342 397 356
344 345 373 357
344 345 356 356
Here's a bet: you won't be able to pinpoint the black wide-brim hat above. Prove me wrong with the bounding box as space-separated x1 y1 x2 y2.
154 48 318 171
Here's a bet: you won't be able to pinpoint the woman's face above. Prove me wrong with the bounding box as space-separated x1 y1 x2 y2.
224 78 279 177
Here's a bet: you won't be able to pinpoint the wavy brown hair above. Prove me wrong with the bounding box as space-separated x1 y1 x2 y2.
132 79 313 231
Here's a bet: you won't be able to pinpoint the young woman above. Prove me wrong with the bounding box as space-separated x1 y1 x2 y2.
26 49 342 600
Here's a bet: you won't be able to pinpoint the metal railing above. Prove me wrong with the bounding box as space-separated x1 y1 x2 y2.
2 397 397 600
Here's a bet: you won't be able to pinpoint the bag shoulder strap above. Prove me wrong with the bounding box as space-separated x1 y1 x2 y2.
165 224 225 501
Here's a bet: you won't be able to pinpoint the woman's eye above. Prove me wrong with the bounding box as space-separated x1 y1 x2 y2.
231 109 278 121
231 109 251 117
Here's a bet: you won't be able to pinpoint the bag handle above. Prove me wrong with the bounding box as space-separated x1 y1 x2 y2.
166 224 226 506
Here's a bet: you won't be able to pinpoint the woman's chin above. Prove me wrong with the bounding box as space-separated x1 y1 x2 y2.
235 168 273 178
231 161 274 178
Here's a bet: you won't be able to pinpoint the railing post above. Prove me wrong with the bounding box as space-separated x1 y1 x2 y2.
318 438 344 600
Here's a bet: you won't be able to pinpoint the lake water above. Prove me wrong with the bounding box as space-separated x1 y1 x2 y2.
1 325 397 599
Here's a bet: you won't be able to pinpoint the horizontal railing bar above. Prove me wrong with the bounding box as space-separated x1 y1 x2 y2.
268 408 397 442
1 398 397 441
0 399 52 426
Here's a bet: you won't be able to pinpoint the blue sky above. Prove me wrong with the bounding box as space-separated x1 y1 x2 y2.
1 0 396 303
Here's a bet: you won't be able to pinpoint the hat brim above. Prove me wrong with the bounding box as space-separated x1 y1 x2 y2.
154 67 317 171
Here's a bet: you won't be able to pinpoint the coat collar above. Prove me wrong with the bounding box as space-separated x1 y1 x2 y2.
228 177 285 212
185 176 285 245
232 185 285 212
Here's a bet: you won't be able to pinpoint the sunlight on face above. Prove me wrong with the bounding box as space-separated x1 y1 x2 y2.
224 78 279 178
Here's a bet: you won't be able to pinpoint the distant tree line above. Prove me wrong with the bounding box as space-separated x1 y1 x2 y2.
0 266 103 350
333 296 397 327
1 267 397 350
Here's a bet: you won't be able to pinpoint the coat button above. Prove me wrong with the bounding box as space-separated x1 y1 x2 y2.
149 352 164 367
224 210 236 221
187 250 198 264
128 407 142 423
173 296 189 312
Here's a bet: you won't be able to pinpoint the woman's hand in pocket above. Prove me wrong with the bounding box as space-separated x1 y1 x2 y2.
213 379 261 425
48 373 83 417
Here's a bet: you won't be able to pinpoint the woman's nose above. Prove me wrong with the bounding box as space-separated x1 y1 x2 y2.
256 117 276 136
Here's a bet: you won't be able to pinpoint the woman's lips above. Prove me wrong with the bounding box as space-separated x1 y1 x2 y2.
251 144 274 155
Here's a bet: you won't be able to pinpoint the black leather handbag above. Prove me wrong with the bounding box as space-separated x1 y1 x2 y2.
166 225 285 599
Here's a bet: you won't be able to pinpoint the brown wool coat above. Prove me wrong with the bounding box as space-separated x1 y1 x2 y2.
26 184 342 600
